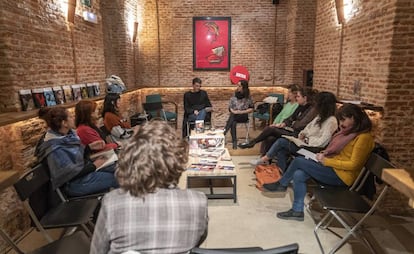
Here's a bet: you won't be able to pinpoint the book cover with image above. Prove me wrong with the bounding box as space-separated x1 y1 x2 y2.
93 82 101 96
72 84 82 102
53 86 65 104
86 83 96 97
19 89 35 111
32 88 47 108
80 84 88 99
195 120 204 133
43 87 57 106
62 85 73 103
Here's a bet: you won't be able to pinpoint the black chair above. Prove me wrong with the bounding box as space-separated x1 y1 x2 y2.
13 164 99 243
313 153 395 254
0 229 90 254
191 243 299 254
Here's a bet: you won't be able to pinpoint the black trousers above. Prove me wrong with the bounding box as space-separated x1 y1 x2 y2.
253 126 296 155
224 113 248 143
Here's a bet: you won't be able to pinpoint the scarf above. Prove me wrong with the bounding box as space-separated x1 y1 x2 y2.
323 127 358 157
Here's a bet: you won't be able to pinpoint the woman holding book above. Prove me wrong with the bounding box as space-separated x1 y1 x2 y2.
223 80 254 149
250 91 338 171
90 121 208 254
36 106 118 197
262 103 375 221
75 100 118 153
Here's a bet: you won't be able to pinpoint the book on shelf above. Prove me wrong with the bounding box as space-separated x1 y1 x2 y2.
86 83 96 97
52 86 65 104
93 82 101 96
32 88 47 108
19 89 35 111
43 87 57 106
281 135 307 147
80 84 88 99
62 85 73 103
195 120 204 133
72 84 82 102
90 149 118 171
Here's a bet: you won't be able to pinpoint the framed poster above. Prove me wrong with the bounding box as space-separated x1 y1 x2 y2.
193 17 231 71
81 0 91 7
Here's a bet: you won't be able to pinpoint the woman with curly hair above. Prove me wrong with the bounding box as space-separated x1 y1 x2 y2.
91 120 208 254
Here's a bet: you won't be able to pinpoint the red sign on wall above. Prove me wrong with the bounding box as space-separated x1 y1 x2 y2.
193 17 231 71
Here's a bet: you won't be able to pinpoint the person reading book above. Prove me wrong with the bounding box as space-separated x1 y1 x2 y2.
238 87 318 155
35 106 118 197
250 92 338 171
90 120 208 254
261 103 374 222
223 80 254 149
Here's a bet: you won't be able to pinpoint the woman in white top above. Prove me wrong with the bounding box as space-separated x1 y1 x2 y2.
251 92 338 172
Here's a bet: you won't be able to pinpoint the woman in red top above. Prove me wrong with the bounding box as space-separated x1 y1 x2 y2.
75 100 118 153
102 94 131 133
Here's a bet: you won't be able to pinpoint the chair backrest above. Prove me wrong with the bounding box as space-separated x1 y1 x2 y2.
143 101 163 111
191 243 298 254
14 164 50 202
269 93 285 104
364 152 395 179
146 94 162 103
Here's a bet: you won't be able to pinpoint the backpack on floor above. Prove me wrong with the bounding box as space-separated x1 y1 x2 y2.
255 164 282 191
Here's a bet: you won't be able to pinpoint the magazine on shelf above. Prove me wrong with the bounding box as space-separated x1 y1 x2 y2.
52 86 65 104
86 83 96 97
62 85 73 103
297 148 317 162
19 89 35 111
43 87 57 106
80 84 88 99
93 82 101 96
72 84 82 101
32 88 47 108
90 149 118 171
281 135 307 147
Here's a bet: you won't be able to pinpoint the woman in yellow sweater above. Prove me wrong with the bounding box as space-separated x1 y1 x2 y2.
262 103 375 221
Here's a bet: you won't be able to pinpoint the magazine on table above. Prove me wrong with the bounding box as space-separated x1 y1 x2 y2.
187 162 216 171
195 120 204 133
90 149 118 171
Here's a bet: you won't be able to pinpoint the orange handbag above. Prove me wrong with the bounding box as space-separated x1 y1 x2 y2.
255 164 282 190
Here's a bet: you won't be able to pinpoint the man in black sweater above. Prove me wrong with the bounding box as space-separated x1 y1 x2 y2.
182 77 212 137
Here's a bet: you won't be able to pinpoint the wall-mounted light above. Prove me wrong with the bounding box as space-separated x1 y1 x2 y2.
132 22 138 42
67 0 77 23
335 0 345 24
83 11 98 24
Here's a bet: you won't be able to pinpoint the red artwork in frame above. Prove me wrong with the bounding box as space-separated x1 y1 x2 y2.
193 17 231 71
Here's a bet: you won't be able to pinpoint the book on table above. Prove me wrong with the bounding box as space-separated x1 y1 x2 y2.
90 149 118 171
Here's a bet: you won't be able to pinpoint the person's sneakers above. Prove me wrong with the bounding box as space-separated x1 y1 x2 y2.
276 209 304 221
238 141 255 149
249 158 268 166
262 182 287 192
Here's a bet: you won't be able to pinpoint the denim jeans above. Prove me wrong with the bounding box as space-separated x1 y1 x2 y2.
266 138 299 172
65 164 118 197
279 156 346 212
188 108 207 122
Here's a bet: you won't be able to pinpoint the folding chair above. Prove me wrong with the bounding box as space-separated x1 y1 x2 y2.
191 243 298 254
13 164 99 243
313 153 394 254
0 229 90 254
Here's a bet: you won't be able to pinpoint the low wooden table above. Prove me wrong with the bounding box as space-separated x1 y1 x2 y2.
382 168 414 208
185 148 237 203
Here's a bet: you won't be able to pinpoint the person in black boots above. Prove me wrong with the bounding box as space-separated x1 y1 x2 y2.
223 80 254 149
238 87 318 154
